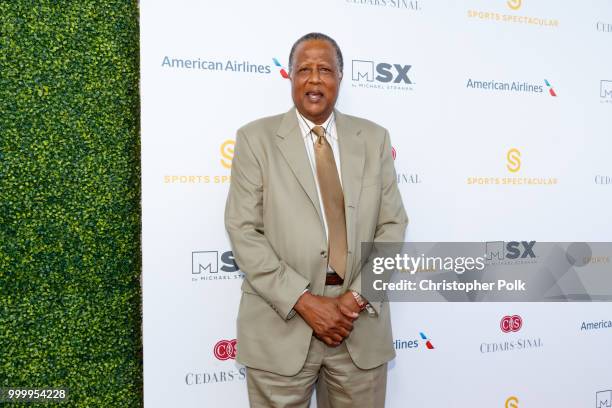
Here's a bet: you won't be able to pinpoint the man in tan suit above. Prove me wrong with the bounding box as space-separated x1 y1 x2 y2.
225 32 408 407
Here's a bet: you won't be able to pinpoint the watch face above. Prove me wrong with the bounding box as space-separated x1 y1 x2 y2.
352 292 365 308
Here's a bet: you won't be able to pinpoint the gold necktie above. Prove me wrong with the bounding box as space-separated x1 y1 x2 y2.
312 125 347 279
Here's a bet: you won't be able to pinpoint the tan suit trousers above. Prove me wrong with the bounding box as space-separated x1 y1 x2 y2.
246 285 388 408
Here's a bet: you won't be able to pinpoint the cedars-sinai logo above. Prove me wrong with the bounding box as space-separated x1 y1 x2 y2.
500 315 523 333
214 339 237 360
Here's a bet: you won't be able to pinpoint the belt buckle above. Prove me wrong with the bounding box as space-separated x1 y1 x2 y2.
325 272 343 286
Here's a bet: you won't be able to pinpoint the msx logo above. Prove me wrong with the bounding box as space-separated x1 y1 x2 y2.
486 241 536 261
192 251 239 274
352 60 412 84
601 80 612 99
597 390 612 408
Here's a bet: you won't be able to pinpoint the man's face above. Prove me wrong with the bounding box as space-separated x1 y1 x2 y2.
290 39 342 125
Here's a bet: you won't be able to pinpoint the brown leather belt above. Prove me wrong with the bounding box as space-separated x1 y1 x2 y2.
325 272 344 286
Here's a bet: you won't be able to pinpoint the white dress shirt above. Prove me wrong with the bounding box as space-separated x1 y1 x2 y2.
295 109 343 243
294 110 373 313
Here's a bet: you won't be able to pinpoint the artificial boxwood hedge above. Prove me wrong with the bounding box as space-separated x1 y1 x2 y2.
0 2 142 406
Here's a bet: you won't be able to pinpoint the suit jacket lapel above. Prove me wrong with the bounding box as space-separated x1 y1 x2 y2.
335 110 364 213
275 108 325 229
336 110 365 284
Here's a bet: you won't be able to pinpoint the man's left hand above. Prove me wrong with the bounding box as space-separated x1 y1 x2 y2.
337 291 361 317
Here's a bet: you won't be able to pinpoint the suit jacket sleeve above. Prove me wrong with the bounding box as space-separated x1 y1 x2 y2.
348 129 409 314
225 129 310 320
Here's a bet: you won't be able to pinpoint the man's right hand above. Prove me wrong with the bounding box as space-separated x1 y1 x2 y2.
294 291 358 346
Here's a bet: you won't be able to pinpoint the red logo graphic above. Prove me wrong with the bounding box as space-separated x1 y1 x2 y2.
544 79 557 97
392 146 397 160
419 332 434 349
500 315 523 333
273 58 289 79
214 339 237 360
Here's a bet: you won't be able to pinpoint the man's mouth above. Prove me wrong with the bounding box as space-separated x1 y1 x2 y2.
306 91 323 103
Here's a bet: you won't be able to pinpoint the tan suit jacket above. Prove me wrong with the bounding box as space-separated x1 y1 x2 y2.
225 107 408 376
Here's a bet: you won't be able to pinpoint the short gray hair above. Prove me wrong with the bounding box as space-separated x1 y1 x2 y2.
288 32 343 74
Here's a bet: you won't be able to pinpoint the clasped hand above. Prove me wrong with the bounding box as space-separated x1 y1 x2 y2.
294 291 361 347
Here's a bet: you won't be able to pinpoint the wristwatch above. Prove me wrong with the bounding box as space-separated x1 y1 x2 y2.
351 291 368 312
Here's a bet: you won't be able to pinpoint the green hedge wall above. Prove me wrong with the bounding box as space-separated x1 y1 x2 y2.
0 2 142 406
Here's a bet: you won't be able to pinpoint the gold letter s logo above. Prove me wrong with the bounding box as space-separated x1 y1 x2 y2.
220 139 235 169
507 0 522 10
506 148 521 173
505 396 519 408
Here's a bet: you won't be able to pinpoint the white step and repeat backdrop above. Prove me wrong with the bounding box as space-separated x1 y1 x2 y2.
141 1 612 406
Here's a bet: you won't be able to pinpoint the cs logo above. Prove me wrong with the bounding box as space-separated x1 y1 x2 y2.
214 339 237 360
500 315 523 333
221 139 235 169
507 0 521 10
506 148 521 173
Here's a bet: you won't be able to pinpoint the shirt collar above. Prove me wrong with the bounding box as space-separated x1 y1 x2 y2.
295 110 337 141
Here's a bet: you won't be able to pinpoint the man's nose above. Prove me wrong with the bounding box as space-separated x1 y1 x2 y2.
308 69 321 83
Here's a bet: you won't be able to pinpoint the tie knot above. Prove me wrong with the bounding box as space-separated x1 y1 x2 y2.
311 125 326 139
